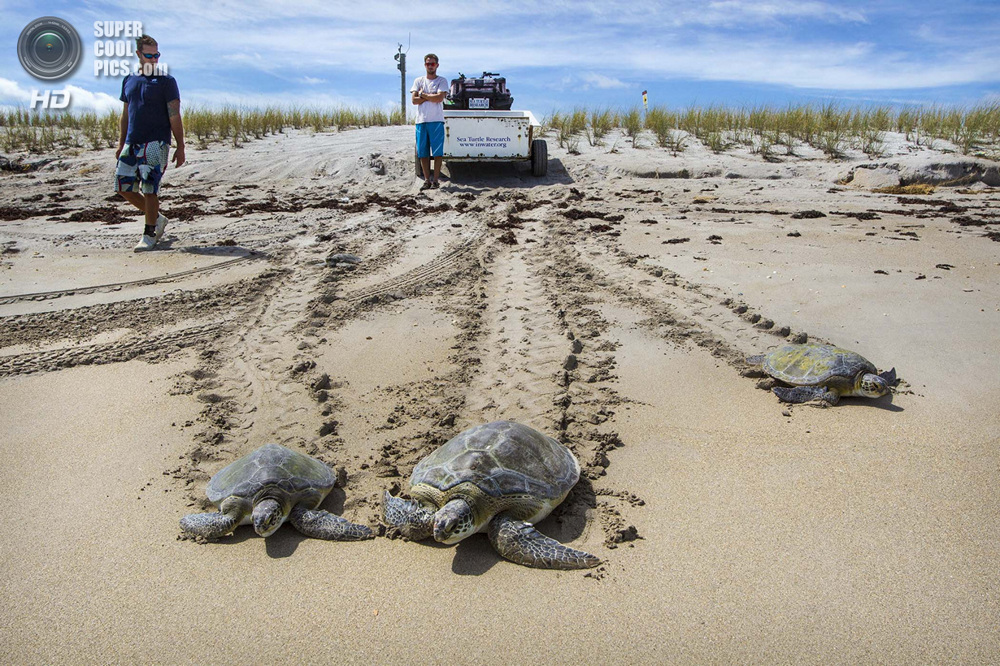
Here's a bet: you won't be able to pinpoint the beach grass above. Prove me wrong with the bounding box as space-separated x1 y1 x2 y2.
1 102 998 158
0 104 406 153
543 102 1000 160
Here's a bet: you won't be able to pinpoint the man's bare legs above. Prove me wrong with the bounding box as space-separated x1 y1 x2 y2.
118 190 159 228
419 156 443 184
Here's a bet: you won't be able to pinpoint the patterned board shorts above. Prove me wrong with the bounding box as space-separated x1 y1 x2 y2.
115 141 169 195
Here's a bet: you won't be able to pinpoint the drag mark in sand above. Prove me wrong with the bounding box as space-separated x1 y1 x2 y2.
463 243 568 433
0 320 223 378
0 252 262 306
0 270 284 377
342 232 486 306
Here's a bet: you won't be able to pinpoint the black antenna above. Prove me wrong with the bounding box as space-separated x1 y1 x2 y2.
394 41 407 122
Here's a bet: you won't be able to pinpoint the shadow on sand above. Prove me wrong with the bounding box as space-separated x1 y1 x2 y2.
442 158 574 190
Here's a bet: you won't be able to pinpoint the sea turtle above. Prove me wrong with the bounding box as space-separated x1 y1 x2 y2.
180 443 373 541
746 343 896 406
382 420 600 570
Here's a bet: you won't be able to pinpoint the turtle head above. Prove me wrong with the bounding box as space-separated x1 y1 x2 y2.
252 498 286 537
858 372 891 399
433 498 477 545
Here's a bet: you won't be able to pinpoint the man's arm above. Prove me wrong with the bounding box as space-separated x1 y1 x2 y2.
167 98 185 167
413 90 447 105
116 102 128 158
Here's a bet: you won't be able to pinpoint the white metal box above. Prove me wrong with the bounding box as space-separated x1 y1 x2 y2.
442 110 541 161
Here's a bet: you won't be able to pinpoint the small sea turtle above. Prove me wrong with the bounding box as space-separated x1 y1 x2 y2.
383 420 600 570
746 343 896 406
180 443 373 541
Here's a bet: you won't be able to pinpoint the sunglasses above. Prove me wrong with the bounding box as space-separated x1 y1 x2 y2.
425 62 438 66
141 52 161 59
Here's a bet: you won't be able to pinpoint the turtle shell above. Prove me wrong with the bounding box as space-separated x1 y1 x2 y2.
206 443 335 504
411 421 579 500
764 343 876 386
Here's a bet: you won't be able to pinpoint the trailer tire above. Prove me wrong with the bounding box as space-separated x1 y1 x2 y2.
531 139 547 177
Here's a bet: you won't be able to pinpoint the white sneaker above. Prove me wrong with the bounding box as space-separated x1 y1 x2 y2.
134 234 156 252
154 214 168 240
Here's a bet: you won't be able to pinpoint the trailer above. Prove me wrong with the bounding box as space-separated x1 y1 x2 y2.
415 109 548 178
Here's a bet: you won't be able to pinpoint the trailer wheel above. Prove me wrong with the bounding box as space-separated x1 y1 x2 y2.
531 139 547 177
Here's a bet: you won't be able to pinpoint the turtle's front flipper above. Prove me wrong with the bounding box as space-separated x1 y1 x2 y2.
180 511 239 538
382 491 434 540
289 505 373 541
773 386 839 405
742 355 768 378
488 513 600 570
880 367 897 384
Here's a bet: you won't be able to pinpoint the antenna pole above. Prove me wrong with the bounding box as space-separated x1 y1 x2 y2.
394 44 406 122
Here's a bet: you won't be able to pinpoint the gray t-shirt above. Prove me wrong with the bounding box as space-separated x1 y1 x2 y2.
411 75 449 124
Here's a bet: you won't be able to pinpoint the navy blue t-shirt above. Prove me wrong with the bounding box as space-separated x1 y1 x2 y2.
119 74 180 144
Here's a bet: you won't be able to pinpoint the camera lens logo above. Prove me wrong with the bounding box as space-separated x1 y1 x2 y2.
18 17 82 81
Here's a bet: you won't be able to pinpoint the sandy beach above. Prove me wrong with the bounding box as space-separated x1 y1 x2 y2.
1 124 998 663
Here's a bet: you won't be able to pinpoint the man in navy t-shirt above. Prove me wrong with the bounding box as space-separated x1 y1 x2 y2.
115 34 186 252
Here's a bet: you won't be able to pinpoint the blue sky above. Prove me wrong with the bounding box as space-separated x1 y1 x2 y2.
2 0 999 117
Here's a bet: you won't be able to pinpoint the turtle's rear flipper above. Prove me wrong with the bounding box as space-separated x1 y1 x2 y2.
773 386 839 406
382 491 434 541
488 513 600 570
289 506 373 540
180 512 239 539
880 367 897 384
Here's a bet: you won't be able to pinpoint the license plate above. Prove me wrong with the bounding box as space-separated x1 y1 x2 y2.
469 98 490 109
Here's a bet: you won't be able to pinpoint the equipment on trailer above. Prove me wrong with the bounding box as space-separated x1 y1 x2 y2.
444 72 514 111
417 70 547 177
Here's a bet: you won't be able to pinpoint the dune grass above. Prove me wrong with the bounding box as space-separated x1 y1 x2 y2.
2 101 998 159
0 104 406 153
542 102 1000 160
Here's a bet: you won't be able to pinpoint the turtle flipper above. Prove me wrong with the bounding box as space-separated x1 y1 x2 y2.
880 367 897 384
289 505 373 541
382 491 434 540
745 354 766 366
180 511 240 538
488 513 600 570
773 386 839 405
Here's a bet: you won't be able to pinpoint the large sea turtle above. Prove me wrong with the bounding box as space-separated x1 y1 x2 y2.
180 443 373 540
383 420 600 570
746 343 896 406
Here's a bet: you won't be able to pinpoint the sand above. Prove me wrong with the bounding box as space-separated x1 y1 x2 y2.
1 125 998 664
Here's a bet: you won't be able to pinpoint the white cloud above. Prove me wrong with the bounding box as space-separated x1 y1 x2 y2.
581 73 628 90
702 1 867 25
0 77 31 102
0 76 120 112
64 85 120 112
